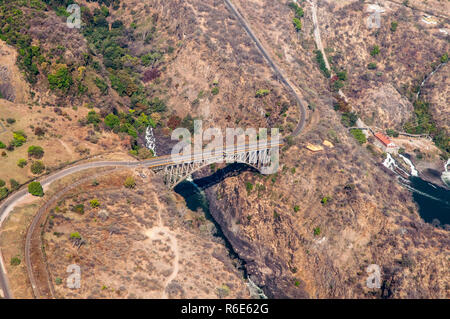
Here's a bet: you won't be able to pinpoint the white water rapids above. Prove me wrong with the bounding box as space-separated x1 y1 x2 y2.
145 126 157 156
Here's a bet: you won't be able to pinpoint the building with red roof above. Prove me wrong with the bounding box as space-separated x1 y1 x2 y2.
374 132 399 153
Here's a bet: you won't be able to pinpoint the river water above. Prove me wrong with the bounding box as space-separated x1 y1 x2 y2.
383 154 450 227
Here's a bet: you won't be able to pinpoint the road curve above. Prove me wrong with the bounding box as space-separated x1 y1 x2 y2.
0 141 282 298
223 0 307 137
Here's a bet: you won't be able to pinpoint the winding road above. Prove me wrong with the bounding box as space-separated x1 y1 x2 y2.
0 0 309 299
223 0 308 137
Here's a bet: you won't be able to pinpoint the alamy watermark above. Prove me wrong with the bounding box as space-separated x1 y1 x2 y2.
170 120 281 175
366 4 385 29
67 264 81 289
66 4 81 29
366 264 381 289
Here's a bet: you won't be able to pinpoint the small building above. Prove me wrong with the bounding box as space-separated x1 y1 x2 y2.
374 132 399 153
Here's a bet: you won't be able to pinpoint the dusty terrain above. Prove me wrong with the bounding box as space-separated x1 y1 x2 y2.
0 0 448 300
41 169 250 299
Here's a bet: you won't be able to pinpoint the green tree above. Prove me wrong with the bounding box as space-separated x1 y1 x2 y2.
313 227 321 236
30 161 45 175
390 21 398 32
10 179 20 191
104 113 120 129
17 158 28 168
0 187 9 200
10 256 21 266
48 64 73 91
28 181 44 197
370 45 380 56
124 176 136 189
90 199 100 208
0 179 4 187
28 145 44 159
350 129 367 145
0 141 6 149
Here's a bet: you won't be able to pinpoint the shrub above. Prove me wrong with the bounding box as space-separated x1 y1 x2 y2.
313 227 321 236
94 77 108 95
292 18 302 31
55 277 63 285
124 176 136 189
341 112 358 127
390 21 398 32
70 232 81 239
367 62 377 70
245 182 253 193
30 161 45 174
72 204 85 215
350 129 367 145
6 118 16 124
17 158 28 168
10 179 20 191
28 145 44 159
255 89 270 98
211 87 219 95
90 199 100 208
370 45 380 56
34 127 45 137
386 129 399 137
104 113 120 129
11 131 27 147
314 50 330 78
48 64 73 91
441 53 449 64
28 181 44 197
294 205 300 213
86 111 100 124
0 187 9 200
0 141 5 149
321 196 331 205
337 70 347 81
0 179 4 187
10 256 21 266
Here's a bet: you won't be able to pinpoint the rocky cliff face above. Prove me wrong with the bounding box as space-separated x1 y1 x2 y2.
203 115 449 298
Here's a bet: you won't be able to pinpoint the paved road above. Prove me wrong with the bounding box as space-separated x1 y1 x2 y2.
223 0 307 137
0 140 282 298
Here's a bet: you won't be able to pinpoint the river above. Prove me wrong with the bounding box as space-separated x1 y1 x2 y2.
383 154 450 227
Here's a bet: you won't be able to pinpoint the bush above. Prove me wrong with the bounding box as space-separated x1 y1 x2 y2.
6 118 16 124
72 204 85 215
0 179 4 187
104 113 120 129
441 53 449 64
70 232 81 239
390 21 398 32
10 256 21 266
367 62 377 70
341 112 358 127
255 89 270 98
28 181 44 197
10 179 20 191
30 161 45 174
0 187 9 200
17 158 27 168
386 129 399 137
292 18 302 32
48 64 73 91
124 176 136 189
294 205 300 213
211 87 219 95
370 45 380 56
245 182 253 193
11 131 27 147
314 50 330 78
0 141 5 149
313 227 321 236
321 196 331 205
28 145 44 159
90 199 100 208
86 111 100 124
350 129 367 145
